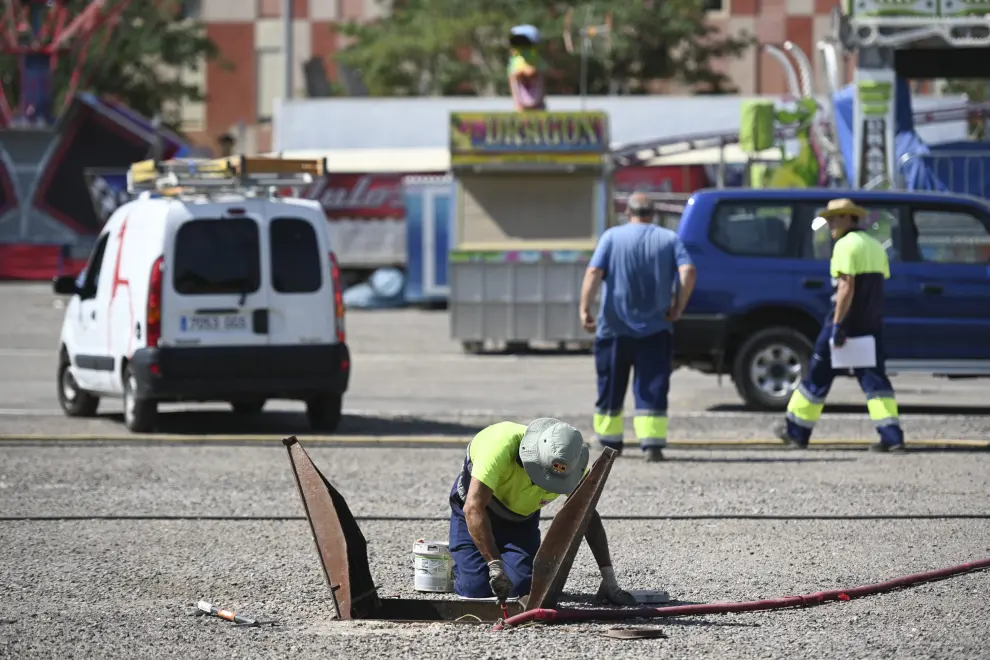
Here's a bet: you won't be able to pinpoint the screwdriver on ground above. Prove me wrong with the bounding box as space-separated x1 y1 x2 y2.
196 600 278 627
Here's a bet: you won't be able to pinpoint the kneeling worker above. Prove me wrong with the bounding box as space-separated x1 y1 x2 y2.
449 418 638 605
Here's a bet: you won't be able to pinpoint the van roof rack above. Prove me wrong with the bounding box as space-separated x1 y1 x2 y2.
126 155 328 195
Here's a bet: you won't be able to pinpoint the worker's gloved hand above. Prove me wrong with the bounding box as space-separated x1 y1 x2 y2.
487 559 513 601
831 324 847 348
595 565 639 607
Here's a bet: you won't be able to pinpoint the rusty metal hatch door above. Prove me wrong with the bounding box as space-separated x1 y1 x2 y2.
526 446 618 610
283 436 525 623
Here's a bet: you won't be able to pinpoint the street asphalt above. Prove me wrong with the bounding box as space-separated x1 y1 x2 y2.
1 282 988 443
1 282 988 659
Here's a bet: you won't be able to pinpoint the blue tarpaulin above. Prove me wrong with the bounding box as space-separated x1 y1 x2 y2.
833 78 990 198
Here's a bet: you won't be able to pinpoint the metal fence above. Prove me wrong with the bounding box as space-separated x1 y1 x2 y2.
896 151 990 198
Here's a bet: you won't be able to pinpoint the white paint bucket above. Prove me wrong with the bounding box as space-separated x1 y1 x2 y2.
413 539 454 593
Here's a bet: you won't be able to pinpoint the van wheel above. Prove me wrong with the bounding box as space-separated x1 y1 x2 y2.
57 355 99 417
306 393 342 432
732 327 812 412
123 364 158 433
230 399 266 414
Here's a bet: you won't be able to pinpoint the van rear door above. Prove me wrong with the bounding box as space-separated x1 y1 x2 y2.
266 213 335 346
162 212 269 347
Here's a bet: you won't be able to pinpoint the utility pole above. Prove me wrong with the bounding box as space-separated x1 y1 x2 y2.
563 9 613 111
283 0 294 101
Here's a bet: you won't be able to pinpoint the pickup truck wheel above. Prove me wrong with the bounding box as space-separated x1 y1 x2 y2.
123 364 158 433
57 355 99 417
732 327 812 412
306 393 343 432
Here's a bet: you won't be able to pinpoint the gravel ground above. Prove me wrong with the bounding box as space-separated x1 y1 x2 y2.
1 444 989 659
3 407 990 442
1 445 990 519
2 284 989 658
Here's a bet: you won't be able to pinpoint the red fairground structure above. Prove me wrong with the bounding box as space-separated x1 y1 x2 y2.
0 0 134 127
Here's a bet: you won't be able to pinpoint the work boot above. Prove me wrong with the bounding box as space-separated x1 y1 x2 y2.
772 422 807 449
869 441 906 453
644 447 665 462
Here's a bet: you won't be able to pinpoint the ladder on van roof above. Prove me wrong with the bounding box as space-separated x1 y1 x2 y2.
126 155 328 196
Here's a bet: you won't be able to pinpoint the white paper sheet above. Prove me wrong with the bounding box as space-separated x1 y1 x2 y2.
830 335 877 369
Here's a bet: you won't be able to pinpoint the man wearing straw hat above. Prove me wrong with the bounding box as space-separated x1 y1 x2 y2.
775 198 906 453
448 418 640 606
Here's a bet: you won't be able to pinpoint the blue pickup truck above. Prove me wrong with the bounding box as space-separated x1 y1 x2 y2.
673 188 990 410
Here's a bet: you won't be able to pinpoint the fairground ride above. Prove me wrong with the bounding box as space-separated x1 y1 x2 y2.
825 0 990 191
0 0 136 127
0 0 192 274
612 1 990 198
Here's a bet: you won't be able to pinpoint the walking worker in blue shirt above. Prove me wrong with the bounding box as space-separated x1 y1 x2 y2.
775 198 906 453
579 192 697 461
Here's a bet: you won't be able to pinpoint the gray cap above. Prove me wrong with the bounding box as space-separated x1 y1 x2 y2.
518 418 590 494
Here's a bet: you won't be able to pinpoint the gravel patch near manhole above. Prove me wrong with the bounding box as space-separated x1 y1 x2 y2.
2 410 989 440
1 518 988 660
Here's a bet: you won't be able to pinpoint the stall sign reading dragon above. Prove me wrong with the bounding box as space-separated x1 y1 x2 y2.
449 111 609 161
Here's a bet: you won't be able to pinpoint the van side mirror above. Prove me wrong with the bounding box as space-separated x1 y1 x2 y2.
52 275 79 296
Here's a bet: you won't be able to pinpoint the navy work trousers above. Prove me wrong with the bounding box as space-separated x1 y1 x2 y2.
448 485 541 598
784 325 904 447
593 330 673 450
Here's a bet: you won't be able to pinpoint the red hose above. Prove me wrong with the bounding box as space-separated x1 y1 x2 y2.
495 557 990 630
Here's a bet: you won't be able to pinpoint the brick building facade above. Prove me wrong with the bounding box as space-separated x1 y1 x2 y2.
183 0 852 154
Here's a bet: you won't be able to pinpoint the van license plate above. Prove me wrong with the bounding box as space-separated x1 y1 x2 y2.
181 314 249 332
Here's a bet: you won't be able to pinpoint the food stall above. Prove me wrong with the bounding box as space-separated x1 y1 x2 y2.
447 111 612 353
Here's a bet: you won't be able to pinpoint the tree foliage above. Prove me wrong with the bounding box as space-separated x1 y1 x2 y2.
334 0 754 97
0 0 221 128
941 79 990 140
941 79 990 101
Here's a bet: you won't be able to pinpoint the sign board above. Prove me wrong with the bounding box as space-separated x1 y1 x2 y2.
852 68 896 189
449 111 609 167
307 172 410 219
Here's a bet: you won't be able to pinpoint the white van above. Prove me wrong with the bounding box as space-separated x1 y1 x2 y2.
52 156 350 433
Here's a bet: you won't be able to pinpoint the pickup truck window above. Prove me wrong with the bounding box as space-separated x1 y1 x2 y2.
711 204 793 257
808 206 901 262
913 209 990 264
